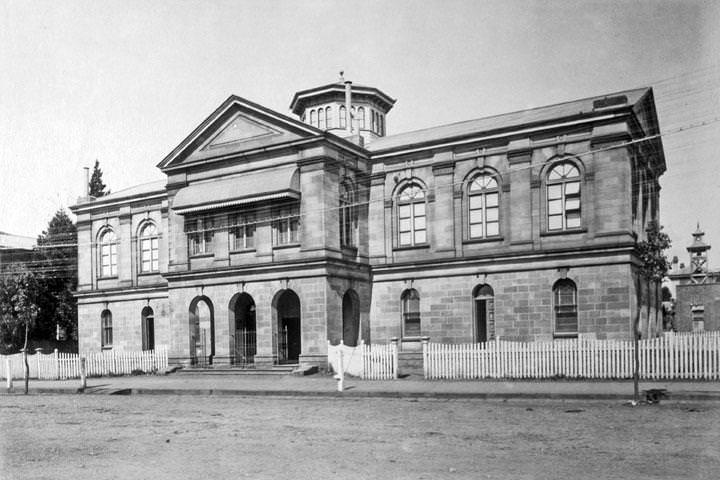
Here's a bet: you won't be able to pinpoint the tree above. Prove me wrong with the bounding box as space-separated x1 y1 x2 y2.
632 220 671 403
0 270 41 393
88 160 108 197
35 209 78 342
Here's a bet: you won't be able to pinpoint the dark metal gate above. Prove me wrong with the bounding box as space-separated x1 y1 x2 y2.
195 328 210 367
275 326 289 364
234 328 256 366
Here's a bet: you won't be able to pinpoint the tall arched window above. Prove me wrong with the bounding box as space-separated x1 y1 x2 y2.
318 107 326 130
141 306 155 351
372 111 378 133
401 289 421 337
339 181 357 247
310 109 317 127
468 173 500 239
396 182 426 247
325 106 333 129
339 106 347 129
101 309 113 349
553 279 578 336
139 223 159 273
99 229 117 277
379 114 384 135
357 107 366 129
547 162 581 231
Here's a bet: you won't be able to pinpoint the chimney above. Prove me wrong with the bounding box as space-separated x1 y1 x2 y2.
84 167 90 196
344 79 352 135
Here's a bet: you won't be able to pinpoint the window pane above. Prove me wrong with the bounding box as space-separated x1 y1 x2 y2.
486 222 499 236
469 195 483 210
565 181 580 195
469 210 484 224
414 216 426 230
548 185 562 199
414 230 426 244
548 199 563 215
399 205 411 219
470 224 484 238
414 203 425 216
399 232 412 246
486 207 499 222
485 193 498 207
565 198 580 212
399 218 412 232
548 215 562 230
566 213 581 228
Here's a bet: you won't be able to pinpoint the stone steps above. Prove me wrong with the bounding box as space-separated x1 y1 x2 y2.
178 365 298 376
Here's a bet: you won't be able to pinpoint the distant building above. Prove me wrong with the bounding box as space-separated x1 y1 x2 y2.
70 77 666 369
0 231 35 274
669 225 720 331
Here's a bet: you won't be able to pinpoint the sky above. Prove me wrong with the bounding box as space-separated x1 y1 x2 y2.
1 0 718 267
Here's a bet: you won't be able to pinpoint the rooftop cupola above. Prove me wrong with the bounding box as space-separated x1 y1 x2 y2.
289 72 396 144
688 223 711 281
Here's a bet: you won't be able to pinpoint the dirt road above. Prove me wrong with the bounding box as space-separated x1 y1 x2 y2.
1 395 718 479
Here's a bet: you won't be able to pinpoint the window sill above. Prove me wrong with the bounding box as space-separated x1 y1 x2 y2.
273 243 300 250
189 253 214 259
463 236 504 245
553 332 578 339
230 248 256 254
138 271 160 276
540 227 587 237
98 275 118 280
393 244 430 252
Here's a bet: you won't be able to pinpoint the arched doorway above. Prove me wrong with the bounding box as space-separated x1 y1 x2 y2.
230 293 256 366
473 284 494 343
189 296 214 366
342 289 360 346
275 290 301 364
141 306 155 351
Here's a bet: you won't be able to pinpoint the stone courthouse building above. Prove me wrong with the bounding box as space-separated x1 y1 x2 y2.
71 77 666 368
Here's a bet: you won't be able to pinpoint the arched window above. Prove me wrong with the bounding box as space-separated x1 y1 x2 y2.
357 107 365 129
318 107 326 130
401 289 421 337
396 182 427 247
99 229 117 277
468 173 500 239
310 109 317 127
141 306 155 351
101 310 113 349
325 106 333 129
339 106 347 129
372 111 377 133
553 279 578 336
379 114 384 135
547 162 581 231
139 223 159 273
339 181 356 247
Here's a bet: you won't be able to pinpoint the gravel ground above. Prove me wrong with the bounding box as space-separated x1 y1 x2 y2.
0 395 718 480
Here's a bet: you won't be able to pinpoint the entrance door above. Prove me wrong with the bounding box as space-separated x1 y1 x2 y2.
233 293 256 366
473 284 494 343
190 297 214 366
276 290 301 364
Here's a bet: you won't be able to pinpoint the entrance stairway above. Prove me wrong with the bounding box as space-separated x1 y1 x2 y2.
177 364 299 376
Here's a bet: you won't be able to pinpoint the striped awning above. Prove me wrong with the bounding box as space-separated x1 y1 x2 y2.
172 166 299 214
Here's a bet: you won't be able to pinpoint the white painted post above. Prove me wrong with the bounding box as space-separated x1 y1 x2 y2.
390 337 400 380
80 357 87 390
6 357 12 392
336 348 344 392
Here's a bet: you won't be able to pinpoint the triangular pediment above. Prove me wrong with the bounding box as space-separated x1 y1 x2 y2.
158 95 322 171
202 115 281 150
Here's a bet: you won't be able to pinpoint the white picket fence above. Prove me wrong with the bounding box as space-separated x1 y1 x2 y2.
0 346 169 380
424 332 720 380
327 340 397 380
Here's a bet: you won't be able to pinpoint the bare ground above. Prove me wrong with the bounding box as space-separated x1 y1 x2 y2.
1 394 718 480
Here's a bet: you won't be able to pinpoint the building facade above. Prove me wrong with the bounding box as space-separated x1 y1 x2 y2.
669 225 720 332
71 79 666 368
